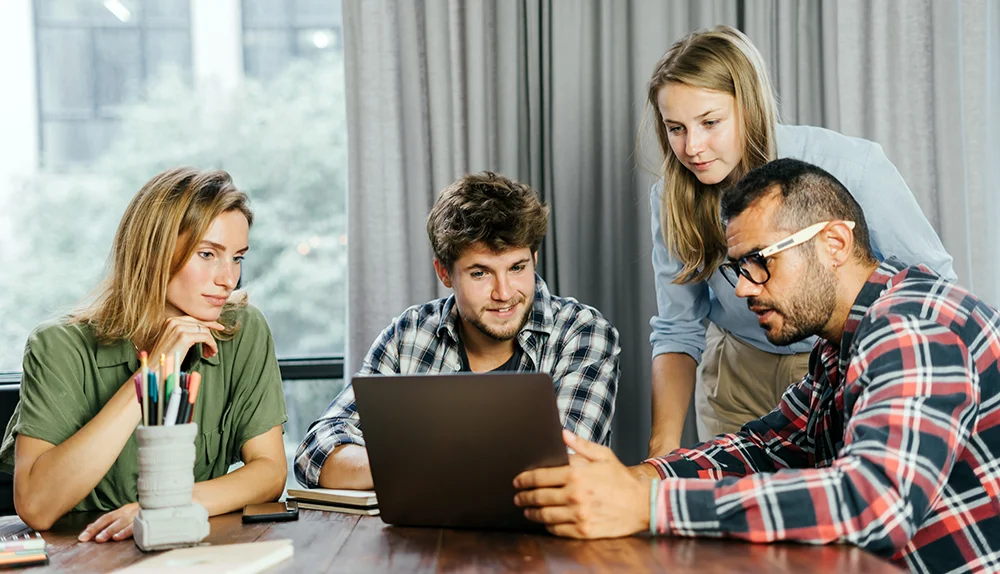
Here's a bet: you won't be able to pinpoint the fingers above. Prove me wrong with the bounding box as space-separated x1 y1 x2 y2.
174 322 219 356
196 331 219 358
523 505 578 526
95 514 128 543
79 511 117 542
198 319 226 332
546 523 595 539
86 504 137 543
111 521 134 542
513 466 572 490
563 430 613 463
152 317 221 360
514 487 569 508
165 316 224 331
563 429 577 447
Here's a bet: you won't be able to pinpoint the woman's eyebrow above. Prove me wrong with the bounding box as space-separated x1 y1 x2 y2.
664 108 722 124
199 240 249 254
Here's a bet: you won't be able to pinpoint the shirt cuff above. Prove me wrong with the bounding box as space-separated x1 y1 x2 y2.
656 477 722 537
643 453 694 479
650 341 704 364
643 458 670 479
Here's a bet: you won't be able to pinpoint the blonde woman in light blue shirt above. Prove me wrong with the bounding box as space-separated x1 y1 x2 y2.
645 26 955 456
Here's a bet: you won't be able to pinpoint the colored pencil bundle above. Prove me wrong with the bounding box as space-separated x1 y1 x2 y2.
133 351 202 426
0 532 48 567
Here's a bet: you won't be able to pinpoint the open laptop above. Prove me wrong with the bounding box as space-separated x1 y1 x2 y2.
352 372 569 531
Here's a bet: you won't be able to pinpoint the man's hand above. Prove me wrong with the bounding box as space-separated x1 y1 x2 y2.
78 502 140 543
513 430 649 539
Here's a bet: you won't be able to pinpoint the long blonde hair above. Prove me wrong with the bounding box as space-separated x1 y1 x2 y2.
74 168 254 348
644 26 779 284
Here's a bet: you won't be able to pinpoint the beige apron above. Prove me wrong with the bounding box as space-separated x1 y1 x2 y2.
694 323 811 441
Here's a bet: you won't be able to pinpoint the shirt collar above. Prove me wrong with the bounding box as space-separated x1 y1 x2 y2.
838 256 910 365
436 273 555 343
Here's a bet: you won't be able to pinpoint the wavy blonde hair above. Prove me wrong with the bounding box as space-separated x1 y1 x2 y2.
643 26 779 284
74 168 253 348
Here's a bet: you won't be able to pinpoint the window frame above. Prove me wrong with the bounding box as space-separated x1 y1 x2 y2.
240 0 343 79
32 0 194 169
0 356 343 386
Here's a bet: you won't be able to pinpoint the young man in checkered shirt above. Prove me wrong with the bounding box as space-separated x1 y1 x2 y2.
513 158 1000 574
295 171 620 491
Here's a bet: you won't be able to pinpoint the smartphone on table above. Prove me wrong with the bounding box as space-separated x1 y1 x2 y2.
242 500 299 523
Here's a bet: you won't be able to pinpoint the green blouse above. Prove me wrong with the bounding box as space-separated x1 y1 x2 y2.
0 304 287 512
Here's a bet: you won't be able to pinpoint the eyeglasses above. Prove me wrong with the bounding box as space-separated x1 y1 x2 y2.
718 220 856 288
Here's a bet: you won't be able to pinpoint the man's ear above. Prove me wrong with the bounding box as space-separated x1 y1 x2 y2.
433 258 453 288
823 222 854 269
532 251 538 268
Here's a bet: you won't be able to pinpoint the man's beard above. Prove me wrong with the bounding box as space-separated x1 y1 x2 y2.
750 255 837 346
462 297 532 342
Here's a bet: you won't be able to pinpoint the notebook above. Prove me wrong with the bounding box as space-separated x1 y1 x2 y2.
285 488 379 515
0 532 47 552
0 531 48 567
113 539 293 573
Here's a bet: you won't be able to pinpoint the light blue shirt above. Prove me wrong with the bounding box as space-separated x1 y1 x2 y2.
649 123 956 361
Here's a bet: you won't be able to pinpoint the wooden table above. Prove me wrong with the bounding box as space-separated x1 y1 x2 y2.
0 510 905 572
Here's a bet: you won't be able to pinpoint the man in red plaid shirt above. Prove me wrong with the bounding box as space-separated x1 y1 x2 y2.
513 158 1000 574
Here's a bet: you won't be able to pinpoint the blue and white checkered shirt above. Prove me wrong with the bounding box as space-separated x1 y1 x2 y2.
294 274 620 488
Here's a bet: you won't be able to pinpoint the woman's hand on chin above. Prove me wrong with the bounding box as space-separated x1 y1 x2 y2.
147 315 225 360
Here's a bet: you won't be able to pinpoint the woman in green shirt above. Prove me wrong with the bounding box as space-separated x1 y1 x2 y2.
0 168 288 542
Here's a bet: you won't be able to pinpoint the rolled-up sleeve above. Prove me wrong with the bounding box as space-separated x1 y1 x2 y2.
649 181 712 362
293 322 400 488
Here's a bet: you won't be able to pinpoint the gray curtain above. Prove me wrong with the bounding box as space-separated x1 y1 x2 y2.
343 0 545 362
829 0 1000 305
344 0 1000 465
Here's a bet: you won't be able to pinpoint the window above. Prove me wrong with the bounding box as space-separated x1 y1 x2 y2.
242 0 343 80
34 0 193 168
0 0 348 487
281 376 344 490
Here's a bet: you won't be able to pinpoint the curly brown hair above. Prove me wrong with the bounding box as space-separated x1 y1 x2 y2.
426 171 550 270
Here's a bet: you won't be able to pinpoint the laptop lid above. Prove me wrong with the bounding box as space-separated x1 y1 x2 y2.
352 372 569 531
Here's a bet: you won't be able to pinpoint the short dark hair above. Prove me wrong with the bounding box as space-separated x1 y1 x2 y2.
426 171 550 269
721 158 877 263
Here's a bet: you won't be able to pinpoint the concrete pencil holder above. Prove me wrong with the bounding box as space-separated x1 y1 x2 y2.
132 423 210 552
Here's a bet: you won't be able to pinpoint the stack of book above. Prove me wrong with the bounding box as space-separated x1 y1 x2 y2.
286 488 379 515
0 531 48 567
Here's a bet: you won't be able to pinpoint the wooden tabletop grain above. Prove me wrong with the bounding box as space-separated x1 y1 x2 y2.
0 510 905 573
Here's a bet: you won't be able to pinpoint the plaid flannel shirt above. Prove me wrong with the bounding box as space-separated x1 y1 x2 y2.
295 274 620 489
645 258 1000 574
